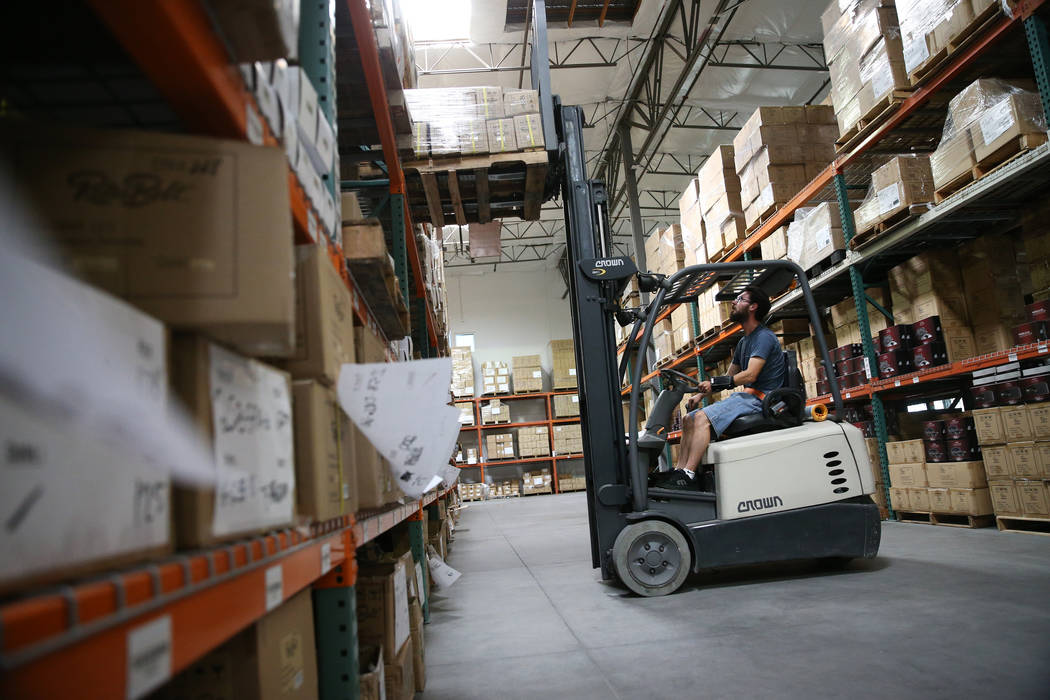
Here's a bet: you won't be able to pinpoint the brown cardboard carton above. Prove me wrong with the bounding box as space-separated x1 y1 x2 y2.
949 487 994 515
932 0 976 49
384 638 415 700
170 336 295 549
409 596 426 691
358 554 412 664
928 487 952 512
291 381 357 521
1017 480 1050 516
553 393 580 417
1037 442 1050 479
972 407 1005 445
1009 441 1042 479
5 125 296 356
889 487 911 511
281 245 356 386
944 326 976 362
888 463 928 487
513 113 544 149
504 88 540 116
886 439 925 464
970 91 1046 164
908 487 932 512
486 118 518 153
989 480 1022 516
160 589 318 700
972 323 1015 355
930 131 977 190
926 461 988 488
1001 405 1035 441
549 339 577 389
1029 405 1050 440
911 290 969 326
355 327 389 363
359 646 386 700
981 445 1013 480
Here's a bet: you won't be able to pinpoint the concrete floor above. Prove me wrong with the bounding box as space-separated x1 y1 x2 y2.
422 491 1050 699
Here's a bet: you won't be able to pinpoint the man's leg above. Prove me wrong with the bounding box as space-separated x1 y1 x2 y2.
678 409 712 474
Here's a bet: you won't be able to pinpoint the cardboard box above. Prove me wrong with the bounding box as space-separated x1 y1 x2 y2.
409 596 425 691
280 245 356 385
1009 441 1042 479
160 589 318 700
486 118 518 153
513 114 544 149
889 487 912 511
355 420 398 508
550 339 578 389
1028 404 1050 440
355 327 388 363
1017 480 1050 516
554 393 581 417
981 445 1013 480
504 88 540 116
972 407 1006 445
888 463 928 487
886 439 925 464
359 645 386 700
170 336 295 548
989 480 1022 516
291 381 356 521
908 487 932 512
928 487 952 512
210 0 299 61
7 125 297 357
384 638 415 700
926 461 988 488
358 554 411 665
971 91 1046 164
931 132 977 190
1036 442 1050 479
973 323 1015 355
950 487 994 515
1000 405 1034 442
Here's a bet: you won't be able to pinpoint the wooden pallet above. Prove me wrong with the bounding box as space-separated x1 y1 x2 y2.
804 248 847 278
835 90 913 155
908 3 1002 87
896 511 993 528
344 222 410 340
744 202 783 235
671 337 698 360
514 387 545 394
996 515 1050 535
895 511 933 524
849 204 932 250
481 420 511 426
404 150 548 226
934 134 1047 203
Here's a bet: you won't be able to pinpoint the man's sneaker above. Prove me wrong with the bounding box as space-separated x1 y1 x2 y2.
648 469 699 490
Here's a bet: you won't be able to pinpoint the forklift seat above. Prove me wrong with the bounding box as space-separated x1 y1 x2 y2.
720 350 806 439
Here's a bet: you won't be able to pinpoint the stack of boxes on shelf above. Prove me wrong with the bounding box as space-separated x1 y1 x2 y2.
554 393 581 417
852 155 935 238
550 339 578 390
888 248 977 357
357 550 418 700
678 179 707 268
481 399 510 425
961 234 1031 354
733 105 839 231
558 472 587 492
519 426 552 458
645 224 686 276
972 363 1050 521
670 305 695 355
698 145 747 260
486 433 516 461
455 445 478 465
886 430 993 519
822 0 909 140
784 201 847 272
898 0 1001 82
930 79 1047 197
481 361 511 395
458 482 484 501
553 424 584 456
488 480 522 498
1023 200 1050 299
403 86 544 159
451 347 475 397
457 402 475 425
512 354 544 392
522 469 554 495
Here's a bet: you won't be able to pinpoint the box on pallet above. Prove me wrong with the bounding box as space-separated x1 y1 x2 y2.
785 201 845 271
553 424 584 455
481 399 509 424
358 552 412 665
451 347 474 397
170 336 295 549
5 125 297 356
291 380 357 521
519 426 551 458
886 439 925 465
486 433 515 460
852 155 934 236
554 393 581 417
550 339 578 389
697 145 745 256
523 469 553 494
512 354 544 392
481 361 511 395
1017 480 1050 516
679 178 707 266
645 224 686 275
457 401 475 425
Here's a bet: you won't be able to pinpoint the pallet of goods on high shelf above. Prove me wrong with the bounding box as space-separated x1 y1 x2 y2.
822 0 913 152
645 224 686 276
558 473 587 492
520 426 552 458
784 201 847 278
401 87 548 225
481 398 511 425
932 78 1048 202
455 446 479 465
486 433 516 461
457 401 476 425
550 339 578 390
898 0 1006 87
733 105 839 232
554 393 581 418
481 360 512 395
343 219 411 339
512 354 545 392
851 155 935 247
522 469 553 495
451 347 475 398
670 304 697 356
458 482 484 501
697 145 747 261
553 424 584 456
679 179 708 267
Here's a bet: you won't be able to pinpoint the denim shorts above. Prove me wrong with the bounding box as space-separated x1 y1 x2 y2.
691 392 763 436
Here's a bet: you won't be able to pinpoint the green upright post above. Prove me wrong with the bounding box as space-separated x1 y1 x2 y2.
299 0 338 201
408 509 431 623
389 193 411 310
313 530 360 700
1025 15 1050 123
835 173 895 519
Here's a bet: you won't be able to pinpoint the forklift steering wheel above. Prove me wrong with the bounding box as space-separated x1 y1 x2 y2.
660 368 701 392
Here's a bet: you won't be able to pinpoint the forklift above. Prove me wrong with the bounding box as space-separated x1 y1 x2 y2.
527 1 881 597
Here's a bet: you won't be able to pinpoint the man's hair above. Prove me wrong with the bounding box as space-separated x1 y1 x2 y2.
742 285 771 322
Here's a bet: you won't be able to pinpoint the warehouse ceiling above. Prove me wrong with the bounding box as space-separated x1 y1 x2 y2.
420 0 833 272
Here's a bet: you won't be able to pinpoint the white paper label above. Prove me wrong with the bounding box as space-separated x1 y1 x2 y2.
904 37 930 74
126 615 172 700
265 564 283 611
428 554 462 589
979 100 1015 146
246 104 264 145
895 379 901 387
415 561 427 605
320 543 332 575
1009 352 1018 362
209 345 294 537
532 370 542 378
533 476 543 486
845 392 851 399
503 447 513 455
571 395 579 403
816 224 833 252
569 368 576 376
467 456 477 464
863 356 873 380
870 65 894 100
912 376 919 384
1039 344 1047 354
877 183 902 215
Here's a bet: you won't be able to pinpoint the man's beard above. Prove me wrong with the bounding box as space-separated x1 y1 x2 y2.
730 308 749 324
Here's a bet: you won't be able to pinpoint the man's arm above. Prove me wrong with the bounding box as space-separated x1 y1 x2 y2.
730 357 765 387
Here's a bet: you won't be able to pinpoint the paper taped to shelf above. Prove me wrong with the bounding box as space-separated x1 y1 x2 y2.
427 546 462 589
337 358 461 497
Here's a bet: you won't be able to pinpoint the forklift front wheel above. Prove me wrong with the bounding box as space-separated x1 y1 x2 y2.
612 520 692 597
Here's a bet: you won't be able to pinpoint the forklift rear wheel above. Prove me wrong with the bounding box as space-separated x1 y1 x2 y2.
612 521 691 597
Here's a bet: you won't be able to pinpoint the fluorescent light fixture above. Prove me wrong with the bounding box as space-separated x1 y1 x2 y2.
401 0 472 42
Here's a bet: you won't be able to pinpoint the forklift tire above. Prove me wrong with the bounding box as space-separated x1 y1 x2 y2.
612 520 692 597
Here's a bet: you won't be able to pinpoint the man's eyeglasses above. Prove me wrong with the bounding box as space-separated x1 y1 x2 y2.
734 295 752 304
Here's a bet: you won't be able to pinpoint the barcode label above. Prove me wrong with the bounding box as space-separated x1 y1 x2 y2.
321 543 332 575
265 565 283 611
126 616 172 700
1009 352 1018 362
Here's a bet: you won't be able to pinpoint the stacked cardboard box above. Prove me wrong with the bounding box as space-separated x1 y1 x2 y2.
451 347 475 397
558 474 588 492
488 480 521 498
785 201 846 271
828 288 891 347
973 404 1050 520
519 426 551 458
886 438 992 515
852 155 935 236
644 224 686 276
523 469 553 495
695 287 734 336
931 79 1046 192
822 0 909 138
481 399 510 425
1022 199 1050 297
550 339 578 389
763 224 790 260
291 380 357 521
554 393 581 417
620 272 641 307
512 354 544 392
959 234 1027 355
454 447 478 465
358 552 415 699
698 145 747 258
404 86 544 158
481 360 511 395
888 249 978 356
899 0 1001 82
670 304 695 354
679 178 707 266
458 482 484 501
733 105 839 230
486 433 516 460
354 327 403 509
457 402 475 425
553 424 584 455
652 317 675 365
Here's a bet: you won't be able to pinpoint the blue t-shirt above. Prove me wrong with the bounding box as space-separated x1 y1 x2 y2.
732 324 786 393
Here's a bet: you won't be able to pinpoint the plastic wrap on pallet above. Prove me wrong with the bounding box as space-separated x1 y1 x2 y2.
785 206 816 266
898 0 1012 78
405 87 542 159
852 155 935 235
643 225 685 276
451 347 474 397
822 0 901 67
930 78 1046 189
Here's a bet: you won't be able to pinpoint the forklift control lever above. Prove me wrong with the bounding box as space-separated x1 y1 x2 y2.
660 368 700 393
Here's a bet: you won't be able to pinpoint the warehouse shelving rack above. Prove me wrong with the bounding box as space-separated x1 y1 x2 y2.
618 0 1050 518
0 1 457 697
456 390 584 490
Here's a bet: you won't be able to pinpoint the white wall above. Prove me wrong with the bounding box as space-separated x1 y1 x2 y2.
445 266 573 376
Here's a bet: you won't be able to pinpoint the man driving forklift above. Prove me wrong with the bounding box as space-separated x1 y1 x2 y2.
650 284 786 490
